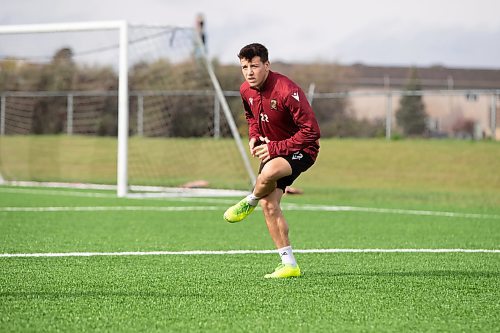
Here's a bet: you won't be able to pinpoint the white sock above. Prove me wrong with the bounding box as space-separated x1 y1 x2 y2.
245 194 260 206
278 246 297 267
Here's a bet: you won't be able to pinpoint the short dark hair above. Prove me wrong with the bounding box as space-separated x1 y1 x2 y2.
237 43 268 63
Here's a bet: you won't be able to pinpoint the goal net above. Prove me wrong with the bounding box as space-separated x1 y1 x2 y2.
0 21 255 197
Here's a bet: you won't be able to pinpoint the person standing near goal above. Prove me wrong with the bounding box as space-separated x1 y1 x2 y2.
224 43 320 278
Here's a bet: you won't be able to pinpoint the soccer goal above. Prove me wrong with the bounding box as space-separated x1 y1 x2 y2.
0 21 255 197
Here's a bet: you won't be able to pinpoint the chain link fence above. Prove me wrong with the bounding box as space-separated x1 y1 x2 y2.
1 89 498 140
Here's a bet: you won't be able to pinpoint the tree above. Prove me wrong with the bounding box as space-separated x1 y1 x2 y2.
396 68 428 136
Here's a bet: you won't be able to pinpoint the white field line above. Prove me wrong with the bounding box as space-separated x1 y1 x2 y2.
1 248 499 258
0 183 247 198
0 187 116 198
0 206 220 212
283 204 500 220
1 204 499 219
2 186 499 219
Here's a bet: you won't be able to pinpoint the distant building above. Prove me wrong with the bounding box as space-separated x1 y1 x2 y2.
336 64 500 139
339 63 500 90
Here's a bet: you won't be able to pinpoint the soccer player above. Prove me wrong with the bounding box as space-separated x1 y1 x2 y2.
223 43 320 278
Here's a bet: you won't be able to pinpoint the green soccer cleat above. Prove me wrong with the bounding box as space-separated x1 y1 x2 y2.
264 263 301 278
223 198 256 223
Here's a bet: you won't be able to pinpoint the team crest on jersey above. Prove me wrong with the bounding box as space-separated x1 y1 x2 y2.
249 97 253 106
270 99 277 110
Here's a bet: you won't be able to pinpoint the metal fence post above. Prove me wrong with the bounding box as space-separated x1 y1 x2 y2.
213 94 220 139
385 92 392 140
137 94 144 137
307 82 316 105
491 94 497 141
0 95 5 136
67 94 73 135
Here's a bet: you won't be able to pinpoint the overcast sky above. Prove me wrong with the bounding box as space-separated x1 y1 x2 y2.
1 0 500 69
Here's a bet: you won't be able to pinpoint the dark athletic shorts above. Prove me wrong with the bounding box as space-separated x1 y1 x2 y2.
258 150 315 192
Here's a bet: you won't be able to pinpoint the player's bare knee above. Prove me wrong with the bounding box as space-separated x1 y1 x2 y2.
257 172 274 186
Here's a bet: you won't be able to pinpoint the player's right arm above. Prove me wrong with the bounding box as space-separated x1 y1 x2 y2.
248 137 257 157
242 96 262 156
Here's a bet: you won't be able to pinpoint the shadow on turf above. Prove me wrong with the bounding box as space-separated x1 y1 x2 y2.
304 270 500 278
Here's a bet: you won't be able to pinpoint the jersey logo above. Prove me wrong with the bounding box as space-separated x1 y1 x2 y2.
249 97 253 106
291 92 300 102
270 99 277 110
292 152 303 160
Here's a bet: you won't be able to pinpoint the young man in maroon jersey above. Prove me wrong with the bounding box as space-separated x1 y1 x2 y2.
223 43 321 278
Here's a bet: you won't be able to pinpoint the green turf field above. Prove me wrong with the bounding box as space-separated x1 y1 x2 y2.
1 139 499 332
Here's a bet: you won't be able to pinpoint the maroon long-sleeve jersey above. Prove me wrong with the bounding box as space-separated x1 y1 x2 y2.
240 70 320 161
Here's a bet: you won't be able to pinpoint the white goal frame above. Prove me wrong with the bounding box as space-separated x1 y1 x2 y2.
0 21 255 197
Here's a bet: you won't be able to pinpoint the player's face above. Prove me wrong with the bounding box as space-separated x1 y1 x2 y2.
240 56 269 90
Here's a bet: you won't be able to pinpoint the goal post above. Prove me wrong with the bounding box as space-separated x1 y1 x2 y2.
0 21 255 197
117 21 129 197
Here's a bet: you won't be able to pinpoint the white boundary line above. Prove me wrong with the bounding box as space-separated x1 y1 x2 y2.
0 182 248 197
1 248 499 258
0 206 220 212
1 185 499 219
283 204 500 219
1 205 499 219
0 187 116 198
